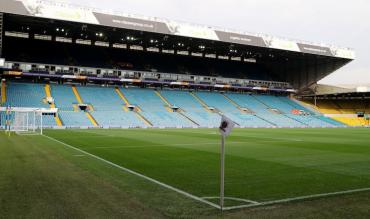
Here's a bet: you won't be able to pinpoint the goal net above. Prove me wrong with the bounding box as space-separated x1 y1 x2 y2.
1 107 43 135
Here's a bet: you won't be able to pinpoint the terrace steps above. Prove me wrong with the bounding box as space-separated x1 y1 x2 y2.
44 84 63 126
299 100 334 115
179 112 200 126
291 98 321 115
253 95 283 114
86 112 99 127
189 92 213 113
115 87 130 105
222 93 253 114
283 114 307 127
280 97 300 110
252 95 272 108
116 88 152 126
333 117 368 126
136 112 153 127
1 80 6 104
44 84 56 108
71 85 99 127
154 91 174 112
254 114 277 127
72 86 83 104
154 90 171 107
155 90 199 126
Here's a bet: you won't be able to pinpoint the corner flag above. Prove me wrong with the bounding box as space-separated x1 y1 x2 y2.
218 115 235 210
219 115 235 137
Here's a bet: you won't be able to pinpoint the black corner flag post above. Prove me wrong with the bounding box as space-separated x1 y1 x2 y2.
219 115 235 211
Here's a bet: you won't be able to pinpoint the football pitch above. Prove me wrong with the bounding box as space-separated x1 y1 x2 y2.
2 128 370 217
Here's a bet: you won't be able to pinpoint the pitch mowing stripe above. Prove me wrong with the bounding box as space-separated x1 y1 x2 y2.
222 187 370 211
42 134 370 211
86 140 282 149
43 135 221 210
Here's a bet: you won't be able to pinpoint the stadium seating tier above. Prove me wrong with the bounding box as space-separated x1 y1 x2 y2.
1 82 348 128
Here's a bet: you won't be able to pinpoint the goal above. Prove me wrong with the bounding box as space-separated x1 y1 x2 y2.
1 107 43 135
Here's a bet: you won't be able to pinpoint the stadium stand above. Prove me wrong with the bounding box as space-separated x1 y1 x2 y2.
121 88 194 128
50 84 99 127
303 99 370 114
302 98 370 126
58 111 92 127
1 82 346 128
286 115 336 127
335 99 370 114
71 86 99 127
0 2 357 130
74 86 146 128
5 83 47 108
51 84 77 111
332 117 367 126
160 90 221 127
225 93 303 127
44 84 63 126
4 83 56 127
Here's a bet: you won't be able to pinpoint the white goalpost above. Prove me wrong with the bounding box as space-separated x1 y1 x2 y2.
1 107 43 135
12 110 43 135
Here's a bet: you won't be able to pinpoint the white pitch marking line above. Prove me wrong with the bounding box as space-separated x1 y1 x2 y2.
201 196 259 204
88 141 279 149
222 187 370 211
43 135 220 210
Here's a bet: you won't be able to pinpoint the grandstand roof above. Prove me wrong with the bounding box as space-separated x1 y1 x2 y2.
0 0 355 59
0 0 356 90
299 84 370 98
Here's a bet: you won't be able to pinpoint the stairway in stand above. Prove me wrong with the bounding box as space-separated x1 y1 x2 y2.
155 90 199 126
115 87 153 127
71 85 99 127
44 84 63 126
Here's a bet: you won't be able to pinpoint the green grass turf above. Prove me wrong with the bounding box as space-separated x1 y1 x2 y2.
45 128 370 202
2 128 370 218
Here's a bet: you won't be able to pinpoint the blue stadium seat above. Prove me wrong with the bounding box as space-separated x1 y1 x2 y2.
122 88 194 127
3 82 346 128
51 84 77 111
161 90 221 127
58 111 92 127
5 83 48 108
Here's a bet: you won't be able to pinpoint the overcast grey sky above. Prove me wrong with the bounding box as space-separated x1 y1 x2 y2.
65 0 369 86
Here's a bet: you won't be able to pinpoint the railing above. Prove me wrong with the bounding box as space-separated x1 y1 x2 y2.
3 60 292 89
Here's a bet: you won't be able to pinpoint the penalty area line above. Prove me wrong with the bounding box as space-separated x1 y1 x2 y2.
43 134 220 210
